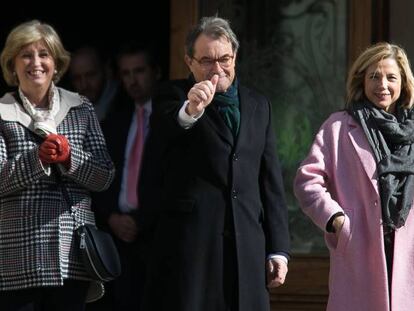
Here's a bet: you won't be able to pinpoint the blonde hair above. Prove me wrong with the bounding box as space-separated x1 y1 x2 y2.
346 42 414 109
0 20 70 86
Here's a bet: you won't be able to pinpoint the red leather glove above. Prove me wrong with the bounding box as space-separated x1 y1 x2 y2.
39 134 71 167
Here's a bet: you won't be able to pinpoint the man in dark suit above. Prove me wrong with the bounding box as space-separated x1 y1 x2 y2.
90 42 161 311
138 16 290 311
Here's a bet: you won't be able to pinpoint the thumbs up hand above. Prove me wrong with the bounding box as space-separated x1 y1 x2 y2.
186 75 219 117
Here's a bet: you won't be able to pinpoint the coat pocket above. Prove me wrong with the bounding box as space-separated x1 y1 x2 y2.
325 210 353 254
335 211 353 253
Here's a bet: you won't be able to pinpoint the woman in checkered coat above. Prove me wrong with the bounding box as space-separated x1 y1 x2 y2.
0 20 115 310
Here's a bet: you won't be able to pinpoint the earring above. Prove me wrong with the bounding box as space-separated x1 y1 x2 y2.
54 69 58 75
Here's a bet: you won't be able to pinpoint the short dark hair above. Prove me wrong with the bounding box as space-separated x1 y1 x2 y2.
185 16 239 58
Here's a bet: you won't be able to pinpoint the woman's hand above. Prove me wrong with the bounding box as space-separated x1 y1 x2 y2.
333 215 345 239
39 134 71 167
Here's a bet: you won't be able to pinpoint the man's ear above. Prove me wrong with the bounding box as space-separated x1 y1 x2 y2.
184 55 192 68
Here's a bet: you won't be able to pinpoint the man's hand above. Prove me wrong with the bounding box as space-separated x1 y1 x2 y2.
186 75 219 117
266 258 288 288
108 213 138 243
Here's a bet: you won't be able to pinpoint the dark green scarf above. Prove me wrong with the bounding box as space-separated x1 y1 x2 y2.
213 80 240 138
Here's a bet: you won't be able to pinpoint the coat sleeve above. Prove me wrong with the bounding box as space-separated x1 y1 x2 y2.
136 80 190 237
260 99 291 255
62 102 115 192
293 118 345 231
0 131 48 197
149 81 190 142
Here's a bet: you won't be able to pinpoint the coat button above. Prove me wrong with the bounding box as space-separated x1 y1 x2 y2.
232 189 237 199
233 153 238 161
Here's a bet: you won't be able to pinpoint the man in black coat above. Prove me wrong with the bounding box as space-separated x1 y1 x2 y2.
90 42 161 311
138 16 290 311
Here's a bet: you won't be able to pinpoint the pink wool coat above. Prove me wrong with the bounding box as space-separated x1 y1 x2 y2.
294 111 414 311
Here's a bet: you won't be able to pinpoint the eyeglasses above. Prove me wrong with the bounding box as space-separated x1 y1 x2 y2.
192 55 234 68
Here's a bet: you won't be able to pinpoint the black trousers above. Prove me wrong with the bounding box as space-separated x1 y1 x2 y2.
0 279 90 311
223 204 239 311
384 231 395 295
223 235 239 311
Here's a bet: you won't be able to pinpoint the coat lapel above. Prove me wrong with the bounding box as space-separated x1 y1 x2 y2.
204 84 257 148
55 88 83 125
347 116 379 195
205 102 234 146
0 93 34 131
236 86 257 148
0 89 83 136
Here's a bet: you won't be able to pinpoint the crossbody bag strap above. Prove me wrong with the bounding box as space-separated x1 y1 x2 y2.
54 166 84 229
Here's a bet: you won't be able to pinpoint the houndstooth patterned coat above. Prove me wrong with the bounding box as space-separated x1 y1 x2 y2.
0 88 115 291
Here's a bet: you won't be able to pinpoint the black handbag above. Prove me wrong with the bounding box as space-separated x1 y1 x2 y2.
76 223 122 282
58 172 121 282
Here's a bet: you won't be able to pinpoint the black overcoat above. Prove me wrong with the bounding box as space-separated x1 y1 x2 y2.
138 78 290 311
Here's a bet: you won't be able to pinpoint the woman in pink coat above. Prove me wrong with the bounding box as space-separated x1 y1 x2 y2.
294 42 414 311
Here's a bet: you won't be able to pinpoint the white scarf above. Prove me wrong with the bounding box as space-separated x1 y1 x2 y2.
19 83 60 137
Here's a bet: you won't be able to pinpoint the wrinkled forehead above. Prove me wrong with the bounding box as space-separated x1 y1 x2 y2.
193 34 234 56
